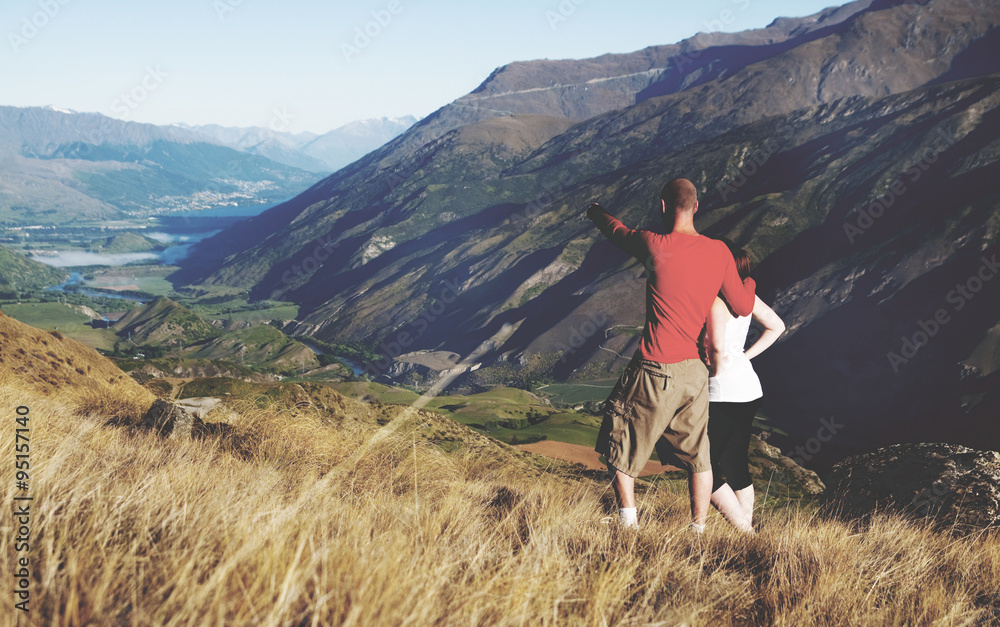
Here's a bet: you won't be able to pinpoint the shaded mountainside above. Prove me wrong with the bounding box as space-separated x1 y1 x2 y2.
176 0 1000 464
0 107 319 225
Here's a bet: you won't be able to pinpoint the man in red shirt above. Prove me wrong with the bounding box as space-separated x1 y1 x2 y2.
587 178 756 530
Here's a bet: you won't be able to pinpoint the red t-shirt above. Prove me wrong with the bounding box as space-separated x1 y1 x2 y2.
592 211 756 364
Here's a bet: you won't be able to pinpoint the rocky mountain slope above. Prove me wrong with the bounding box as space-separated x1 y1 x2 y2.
175 0 1000 463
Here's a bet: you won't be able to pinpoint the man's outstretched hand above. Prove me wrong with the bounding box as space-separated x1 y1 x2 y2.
586 202 606 221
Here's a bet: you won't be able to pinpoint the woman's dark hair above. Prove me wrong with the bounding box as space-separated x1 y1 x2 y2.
717 237 752 280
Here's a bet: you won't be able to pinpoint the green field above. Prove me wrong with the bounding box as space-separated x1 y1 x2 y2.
534 380 617 404
83 265 177 297
0 302 118 350
330 382 601 447
222 305 299 323
329 381 424 405
187 298 300 324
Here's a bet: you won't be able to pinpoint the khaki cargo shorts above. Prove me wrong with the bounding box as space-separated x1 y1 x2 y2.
595 356 710 476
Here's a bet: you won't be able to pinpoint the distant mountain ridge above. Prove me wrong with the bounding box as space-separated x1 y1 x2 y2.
0 106 319 225
370 0 875 164
183 116 418 173
175 0 1000 463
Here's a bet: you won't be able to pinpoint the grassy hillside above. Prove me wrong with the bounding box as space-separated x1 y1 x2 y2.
0 302 119 350
0 245 67 297
181 324 319 372
112 296 222 346
87 232 165 254
108 297 318 374
1 364 998 624
0 311 153 426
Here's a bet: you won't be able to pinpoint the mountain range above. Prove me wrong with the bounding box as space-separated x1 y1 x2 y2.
173 0 1000 465
0 105 319 226
183 116 417 174
0 107 414 226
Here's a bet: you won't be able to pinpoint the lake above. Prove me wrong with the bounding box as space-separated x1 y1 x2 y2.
33 205 267 268
45 272 147 302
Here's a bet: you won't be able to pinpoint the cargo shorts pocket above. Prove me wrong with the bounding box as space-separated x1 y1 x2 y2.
596 366 637 460
640 360 672 391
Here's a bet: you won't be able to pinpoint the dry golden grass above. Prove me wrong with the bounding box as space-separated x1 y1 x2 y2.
2 374 999 627
0 311 154 411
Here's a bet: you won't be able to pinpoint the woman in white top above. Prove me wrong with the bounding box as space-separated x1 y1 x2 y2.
704 240 785 531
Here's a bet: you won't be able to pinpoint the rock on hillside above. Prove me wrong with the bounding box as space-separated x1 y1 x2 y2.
748 435 827 498
821 443 1000 530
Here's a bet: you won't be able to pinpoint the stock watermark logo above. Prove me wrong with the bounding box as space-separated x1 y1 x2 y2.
8 0 71 53
703 0 752 32
670 0 753 73
111 66 169 119
715 138 780 202
362 278 462 378
341 1 403 62
280 234 340 286
556 311 609 363
232 106 296 148
213 0 246 21
843 128 960 244
509 171 574 226
266 106 296 134
13 405 32 612
887 253 1000 373
546 0 587 30
909 480 949 517
791 415 844 466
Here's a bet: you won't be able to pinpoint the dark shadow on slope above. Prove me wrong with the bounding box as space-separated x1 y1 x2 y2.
749 85 1000 300
282 202 524 315
757 237 1000 470
925 29 1000 87
442 238 639 368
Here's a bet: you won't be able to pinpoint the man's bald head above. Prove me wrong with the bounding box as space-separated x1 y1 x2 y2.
660 178 699 214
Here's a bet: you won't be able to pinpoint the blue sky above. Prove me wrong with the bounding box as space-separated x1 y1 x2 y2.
1 0 848 134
